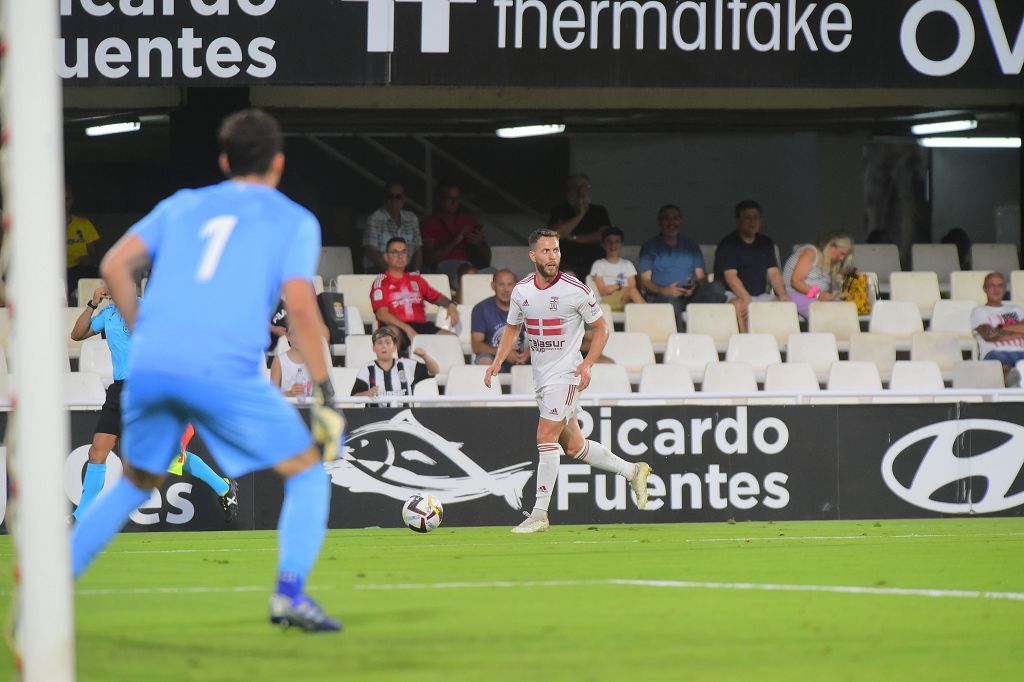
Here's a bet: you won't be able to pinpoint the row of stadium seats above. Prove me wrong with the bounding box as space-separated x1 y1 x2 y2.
338 327 985 387
856 243 1021 293
313 241 1024 288
324 359 1022 406
314 243 1023 292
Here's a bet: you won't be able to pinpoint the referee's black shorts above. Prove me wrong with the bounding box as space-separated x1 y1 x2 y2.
94 380 124 437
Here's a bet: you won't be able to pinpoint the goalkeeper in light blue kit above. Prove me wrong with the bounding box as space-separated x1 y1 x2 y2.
71 109 345 632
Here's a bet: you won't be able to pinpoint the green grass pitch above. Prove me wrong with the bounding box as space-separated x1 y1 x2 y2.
2 518 1023 681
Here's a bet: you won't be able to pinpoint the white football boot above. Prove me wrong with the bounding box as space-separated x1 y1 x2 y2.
630 463 653 510
512 512 550 534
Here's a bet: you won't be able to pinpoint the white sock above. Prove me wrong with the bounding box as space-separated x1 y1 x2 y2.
533 443 562 514
573 440 637 479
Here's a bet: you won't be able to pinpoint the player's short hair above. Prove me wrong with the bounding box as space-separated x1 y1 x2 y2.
218 109 282 177
528 228 559 249
601 226 624 241
385 236 408 250
735 199 762 217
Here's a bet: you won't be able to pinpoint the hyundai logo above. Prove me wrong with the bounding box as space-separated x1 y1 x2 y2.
881 419 1024 514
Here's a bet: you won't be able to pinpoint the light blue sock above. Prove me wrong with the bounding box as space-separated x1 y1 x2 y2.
277 465 330 590
71 477 151 578
73 463 107 520
182 451 229 496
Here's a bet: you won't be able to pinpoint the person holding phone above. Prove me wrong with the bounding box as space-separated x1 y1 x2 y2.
421 180 490 288
639 204 726 331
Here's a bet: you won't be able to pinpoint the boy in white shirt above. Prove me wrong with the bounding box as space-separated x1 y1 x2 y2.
588 227 645 312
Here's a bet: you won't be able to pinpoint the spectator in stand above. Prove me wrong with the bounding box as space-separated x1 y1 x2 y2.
421 180 491 288
971 272 1024 387
371 236 459 350
351 326 439 405
714 200 790 332
471 269 529 369
639 204 725 331
548 173 610 277
782 233 855 318
66 184 102 303
270 325 315 398
589 227 645 312
363 181 422 273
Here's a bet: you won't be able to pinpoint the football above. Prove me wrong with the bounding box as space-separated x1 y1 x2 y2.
402 493 444 533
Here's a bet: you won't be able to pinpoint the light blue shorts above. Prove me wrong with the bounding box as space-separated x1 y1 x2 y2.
121 370 312 478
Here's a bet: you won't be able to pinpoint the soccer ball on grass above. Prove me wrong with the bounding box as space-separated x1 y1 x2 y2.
402 493 443 533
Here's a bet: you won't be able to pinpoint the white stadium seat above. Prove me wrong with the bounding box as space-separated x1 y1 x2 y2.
948 270 989 305
663 333 719 384
685 303 738 352
889 271 941 320
443 365 502 397
318 246 354 280
725 333 781 382
786 332 838 383
911 244 959 291
910 331 963 381
970 243 1020 275
602 332 655 374
583 364 632 395
78 336 114 387
624 303 676 351
853 244 901 293
808 301 860 351
848 332 897 384
638 363 694 396
748 301 800 350
869 301 924 348
409 334 466 384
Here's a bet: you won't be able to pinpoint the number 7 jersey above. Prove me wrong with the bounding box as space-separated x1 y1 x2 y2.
507 271 603 389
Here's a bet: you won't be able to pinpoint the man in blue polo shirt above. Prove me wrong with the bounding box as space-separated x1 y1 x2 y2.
639 204 725 330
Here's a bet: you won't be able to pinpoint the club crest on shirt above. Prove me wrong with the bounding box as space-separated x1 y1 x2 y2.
411 281 419 291
549 297 558 311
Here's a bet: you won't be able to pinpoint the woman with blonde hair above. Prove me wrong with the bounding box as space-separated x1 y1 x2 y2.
781 233 855 317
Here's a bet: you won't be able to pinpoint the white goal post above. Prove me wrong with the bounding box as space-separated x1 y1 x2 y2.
1 1 75 680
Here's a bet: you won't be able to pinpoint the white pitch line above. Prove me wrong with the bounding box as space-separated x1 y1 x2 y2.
355 578 1024 602
0 531 1020 558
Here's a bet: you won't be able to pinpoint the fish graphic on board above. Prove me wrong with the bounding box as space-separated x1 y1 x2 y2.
326 410 533 509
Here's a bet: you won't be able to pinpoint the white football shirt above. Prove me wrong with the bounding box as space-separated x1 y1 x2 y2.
507 271 603 389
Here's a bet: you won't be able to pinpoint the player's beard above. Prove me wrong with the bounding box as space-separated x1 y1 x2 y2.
535 260 559 282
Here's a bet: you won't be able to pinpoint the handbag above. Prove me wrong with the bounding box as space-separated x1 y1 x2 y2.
842 273 875 315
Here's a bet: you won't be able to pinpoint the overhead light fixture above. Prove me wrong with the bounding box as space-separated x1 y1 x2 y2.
495 124 565 139
85 121 141 137
910 119 977 136
918 137 1021 149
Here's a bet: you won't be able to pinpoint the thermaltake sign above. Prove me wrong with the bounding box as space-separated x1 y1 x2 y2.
57 0 1022 87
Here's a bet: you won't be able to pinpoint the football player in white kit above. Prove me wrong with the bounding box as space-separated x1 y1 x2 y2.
485 229 652 533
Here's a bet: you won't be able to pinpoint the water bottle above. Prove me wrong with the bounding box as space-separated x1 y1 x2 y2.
295 367 308 402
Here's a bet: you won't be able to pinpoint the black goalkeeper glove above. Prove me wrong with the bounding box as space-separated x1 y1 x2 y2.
312 380 345 462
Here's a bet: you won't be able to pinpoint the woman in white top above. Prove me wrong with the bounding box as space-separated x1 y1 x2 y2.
781 234 855 318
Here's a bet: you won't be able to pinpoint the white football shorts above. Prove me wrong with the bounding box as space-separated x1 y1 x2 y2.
535 383 581 423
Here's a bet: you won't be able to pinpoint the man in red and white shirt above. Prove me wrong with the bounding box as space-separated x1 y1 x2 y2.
485 228 652 533
371 237 459 349
971 271 1024 387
